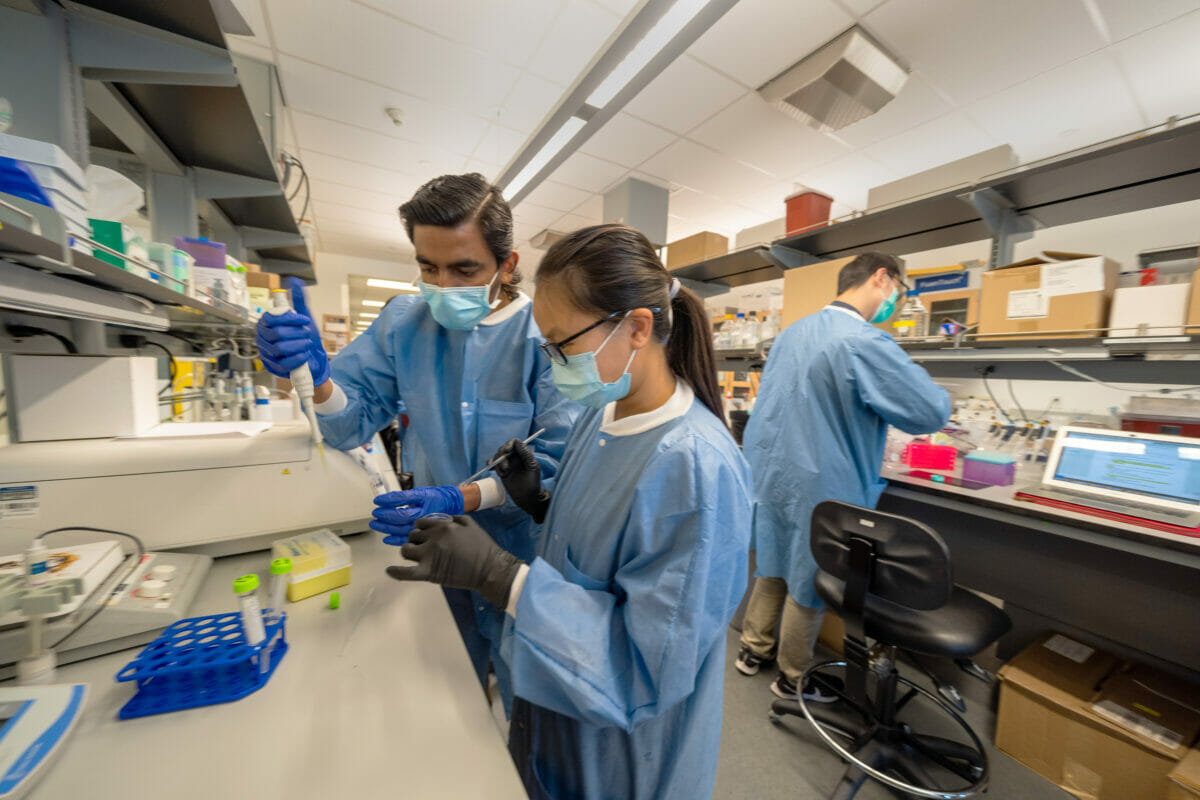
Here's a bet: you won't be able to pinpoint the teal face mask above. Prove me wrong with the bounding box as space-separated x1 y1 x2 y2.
870 287 899 324
550 314 636 408
419 271 501 330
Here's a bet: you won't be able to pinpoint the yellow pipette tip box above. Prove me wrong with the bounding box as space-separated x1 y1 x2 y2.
271 528 351 602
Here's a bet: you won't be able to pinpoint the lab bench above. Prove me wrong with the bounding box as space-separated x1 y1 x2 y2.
879 465 1200 679
28 533 526 800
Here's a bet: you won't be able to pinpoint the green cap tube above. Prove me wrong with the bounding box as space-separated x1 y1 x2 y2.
233 574 259 594
269 558 293 575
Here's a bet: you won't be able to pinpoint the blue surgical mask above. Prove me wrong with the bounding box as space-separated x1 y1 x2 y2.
870 286 899 324
550 314 637 408
419 271 502 330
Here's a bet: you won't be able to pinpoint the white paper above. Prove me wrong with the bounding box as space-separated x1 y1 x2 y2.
1043 633 1094 664
1006 289 1049 319
1042 260 1104 297
119 421 272 439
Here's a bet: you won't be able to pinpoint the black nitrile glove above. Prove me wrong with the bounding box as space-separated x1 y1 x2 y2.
386 515 523 609
492 437 551 523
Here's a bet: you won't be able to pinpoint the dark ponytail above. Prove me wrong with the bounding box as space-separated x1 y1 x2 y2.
537 224 726 426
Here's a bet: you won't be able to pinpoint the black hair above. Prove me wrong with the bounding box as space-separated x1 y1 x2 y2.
837 251 904 295
536 224 726 426
399 173 520 301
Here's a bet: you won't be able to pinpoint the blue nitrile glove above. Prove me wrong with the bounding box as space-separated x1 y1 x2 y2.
370 486 466 545
255 276 330 385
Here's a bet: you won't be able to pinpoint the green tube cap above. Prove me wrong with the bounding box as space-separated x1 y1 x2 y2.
329 592 340 610
233 574 259 594
270 558 293 575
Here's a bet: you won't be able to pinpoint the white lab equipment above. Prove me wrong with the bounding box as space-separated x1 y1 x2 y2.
894 293 929 339
0 683 87 799
233 574 266 647
268 290 325 462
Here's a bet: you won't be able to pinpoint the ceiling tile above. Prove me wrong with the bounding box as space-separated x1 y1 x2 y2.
299 150 426 198
522 180 592 213
310 179 404 214
548 151 627 192
277 56 490 158
689 93 852 177
228 37 275 62
667 188 762 236
357 0 557 69
572 194 606 221
689 0 854 88
862 111 999 181
1089 0 1200 43
624 56 746 134
511 202 563 230
264 0 520 113
579 113 676 168
793 152 901 211
293 112 464 176
865 0 1105 107
313 200 401 229
228 0 267 42
554 213 601 234
1111 9 1200 123
639 138 769 198
495 72 566 133
666 216 706 242
526 0 621 84
590 0 640 15
835 74 954 149
965 51 1145 164
735 179 796 219
473 123 531 169
837 0 889 16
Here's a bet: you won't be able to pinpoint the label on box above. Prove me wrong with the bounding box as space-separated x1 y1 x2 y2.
1007 289 1049 319
1092 699 1184 750
0 486 38 519
1043 633 1094 663
1043 261 1104 297
914 272 969 293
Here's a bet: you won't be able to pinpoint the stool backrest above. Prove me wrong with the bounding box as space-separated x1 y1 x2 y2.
810 500 952 611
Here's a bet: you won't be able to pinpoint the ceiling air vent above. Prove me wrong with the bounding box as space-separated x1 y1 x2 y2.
758 26 908 132
530 229 567 250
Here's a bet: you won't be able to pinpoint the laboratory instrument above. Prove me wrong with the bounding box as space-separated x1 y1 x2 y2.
268 289 325 463
233 574 266 646
0 683 86 799
461 427 546 485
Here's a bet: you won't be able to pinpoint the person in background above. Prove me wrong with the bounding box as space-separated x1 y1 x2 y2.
735 251 951 702
254 173 579 714
384 224 753 799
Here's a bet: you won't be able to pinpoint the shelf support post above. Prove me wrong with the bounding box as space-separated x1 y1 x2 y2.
966 188 1037 269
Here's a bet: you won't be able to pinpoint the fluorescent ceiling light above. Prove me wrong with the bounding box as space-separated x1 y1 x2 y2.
361 299 386 307
366 279 416 291
504 117 587 200
359 312 379 319
587 0 709 108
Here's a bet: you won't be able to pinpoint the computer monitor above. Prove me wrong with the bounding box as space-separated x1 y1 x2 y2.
1043 427 1200 513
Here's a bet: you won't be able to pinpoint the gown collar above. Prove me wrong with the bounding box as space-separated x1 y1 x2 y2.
479 291 531 327
825 301 864 320
600 378 694 437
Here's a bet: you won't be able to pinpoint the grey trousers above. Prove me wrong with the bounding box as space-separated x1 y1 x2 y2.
739 576 825 684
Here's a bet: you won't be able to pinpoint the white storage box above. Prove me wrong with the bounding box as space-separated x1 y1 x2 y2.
1109 283 1193 337
0 132 87 191
5 355 159 441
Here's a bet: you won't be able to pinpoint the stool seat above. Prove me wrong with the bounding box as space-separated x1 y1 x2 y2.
815 572 1011 658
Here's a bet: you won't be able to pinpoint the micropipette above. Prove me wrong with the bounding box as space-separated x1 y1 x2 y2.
460 428 546 486
268 289 326 465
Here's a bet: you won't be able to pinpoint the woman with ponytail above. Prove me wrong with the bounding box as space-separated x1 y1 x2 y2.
386 224 753 799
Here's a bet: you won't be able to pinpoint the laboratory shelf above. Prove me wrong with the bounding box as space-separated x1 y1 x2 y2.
670 245 782 288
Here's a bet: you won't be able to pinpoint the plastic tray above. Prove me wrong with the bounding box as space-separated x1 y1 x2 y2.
903 442 957 470
115 610 287 719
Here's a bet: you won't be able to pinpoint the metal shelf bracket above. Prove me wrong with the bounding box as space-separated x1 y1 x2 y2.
965 188 1038 268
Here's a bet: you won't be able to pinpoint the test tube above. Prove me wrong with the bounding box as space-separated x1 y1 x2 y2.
233 574 266 647
266 558 292 620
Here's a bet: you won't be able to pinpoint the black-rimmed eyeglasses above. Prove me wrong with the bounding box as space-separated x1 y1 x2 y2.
539 308 660 366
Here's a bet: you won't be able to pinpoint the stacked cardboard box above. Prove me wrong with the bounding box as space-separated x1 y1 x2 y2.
978 252 1119 340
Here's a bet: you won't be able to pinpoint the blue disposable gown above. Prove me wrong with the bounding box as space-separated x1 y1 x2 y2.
317 294 579 700
743 306 951 608
501 383 753 800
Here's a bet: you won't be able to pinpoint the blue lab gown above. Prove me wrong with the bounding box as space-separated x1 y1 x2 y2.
317 293 579 705
743 305 951 608
501 382 753 800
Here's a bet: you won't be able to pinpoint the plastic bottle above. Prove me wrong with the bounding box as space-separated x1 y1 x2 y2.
265 558 292 621
251 385 272 421
24 539 48 588
233 574 266 646
733 313 747 347
743 313 760 349
893 292 929 339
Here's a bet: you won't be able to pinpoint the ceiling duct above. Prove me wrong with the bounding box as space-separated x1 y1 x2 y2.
530 229 568 251
758 26 908 132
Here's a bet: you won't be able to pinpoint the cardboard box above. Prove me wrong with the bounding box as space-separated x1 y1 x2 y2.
978 252 1119 341
781 255 858 328
5 355 158 441
666 231 728 270
245 271 279 290
1169 749 1200 800
244 262 261 273
996 633 1200 800
1187 276 1200 335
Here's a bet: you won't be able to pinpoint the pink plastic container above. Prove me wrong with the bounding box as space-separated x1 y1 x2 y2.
902 443 957 470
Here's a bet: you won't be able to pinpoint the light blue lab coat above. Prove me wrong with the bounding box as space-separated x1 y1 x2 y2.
318 294 579 702
743 305 951 608
501 388 752 800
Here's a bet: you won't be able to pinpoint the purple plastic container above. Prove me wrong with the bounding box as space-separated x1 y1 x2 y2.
174 236 226 269
962 452 1017 487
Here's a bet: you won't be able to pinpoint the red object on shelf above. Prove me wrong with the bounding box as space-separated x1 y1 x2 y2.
902 442 957 470
1014 492 1200 538
785 191 833 235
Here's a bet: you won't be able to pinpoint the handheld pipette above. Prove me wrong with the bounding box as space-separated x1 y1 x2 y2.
460 428 546 486
268 289 325 465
